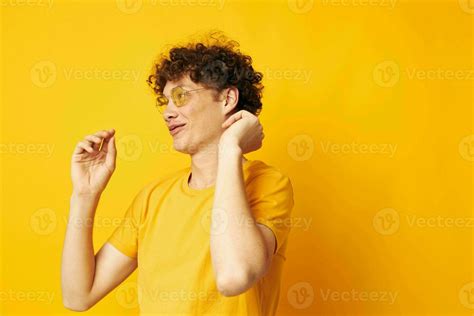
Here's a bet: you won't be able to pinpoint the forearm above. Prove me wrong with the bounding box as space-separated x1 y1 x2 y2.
210 144 269 295
61 192 100 301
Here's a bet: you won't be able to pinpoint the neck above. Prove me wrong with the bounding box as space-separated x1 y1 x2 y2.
188 146 247 190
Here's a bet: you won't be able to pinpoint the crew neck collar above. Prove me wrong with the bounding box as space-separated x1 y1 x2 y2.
181 159 253 196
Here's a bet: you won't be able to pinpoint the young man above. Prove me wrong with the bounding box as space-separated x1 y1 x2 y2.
61 34 294 315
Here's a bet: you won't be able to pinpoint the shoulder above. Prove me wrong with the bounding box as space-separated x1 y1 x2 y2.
245 160 294 197
246 160 292 185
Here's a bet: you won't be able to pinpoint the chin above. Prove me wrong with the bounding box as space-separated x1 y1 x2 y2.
172 137 193 154
172 142 188 154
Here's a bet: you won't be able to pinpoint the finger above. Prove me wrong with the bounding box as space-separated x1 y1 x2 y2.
94 129 115 151
85 135 103 144
86 135 103 151
73 142 86 155
93 129 115 139
222 111 243 128
73 141 90 155
105 136 116 169
87 138 103 152
78 141 94 153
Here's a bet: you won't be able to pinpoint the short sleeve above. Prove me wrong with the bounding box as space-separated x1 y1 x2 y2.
246 170 295 254
107 188 147 259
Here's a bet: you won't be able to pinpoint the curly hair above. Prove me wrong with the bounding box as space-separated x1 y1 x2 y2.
147 32 264 115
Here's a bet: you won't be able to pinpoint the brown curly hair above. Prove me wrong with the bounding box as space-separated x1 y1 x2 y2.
147 32 264 115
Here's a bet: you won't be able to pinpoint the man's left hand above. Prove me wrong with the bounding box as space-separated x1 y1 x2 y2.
219 110 264 154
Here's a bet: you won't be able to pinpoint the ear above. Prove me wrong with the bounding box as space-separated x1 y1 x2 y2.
221 87 239 116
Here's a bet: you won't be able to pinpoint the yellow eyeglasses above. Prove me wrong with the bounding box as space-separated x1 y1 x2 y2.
156 86 207 112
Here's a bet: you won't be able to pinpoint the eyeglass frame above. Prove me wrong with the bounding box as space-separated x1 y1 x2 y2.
155 86 209 112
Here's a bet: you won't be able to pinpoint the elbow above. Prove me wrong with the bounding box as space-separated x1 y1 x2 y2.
216 269 253 297
62 294 92 312
63 301 91 312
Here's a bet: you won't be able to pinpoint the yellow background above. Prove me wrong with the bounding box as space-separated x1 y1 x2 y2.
1 0 473 315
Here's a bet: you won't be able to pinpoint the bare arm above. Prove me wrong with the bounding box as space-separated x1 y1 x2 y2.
211 110 275 297
61 129 137 311
61 194 137 311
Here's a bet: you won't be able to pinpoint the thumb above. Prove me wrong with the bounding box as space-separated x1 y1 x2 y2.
105 136 116 169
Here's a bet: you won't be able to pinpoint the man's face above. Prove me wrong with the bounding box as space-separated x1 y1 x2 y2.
162 75 226 154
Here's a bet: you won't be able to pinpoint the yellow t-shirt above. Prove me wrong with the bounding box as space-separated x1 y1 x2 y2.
107 159 294 316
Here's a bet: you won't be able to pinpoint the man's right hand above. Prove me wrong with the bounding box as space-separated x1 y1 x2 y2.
71 129 117 196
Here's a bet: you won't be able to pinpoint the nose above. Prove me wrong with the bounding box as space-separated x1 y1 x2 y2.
162 101 179 121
